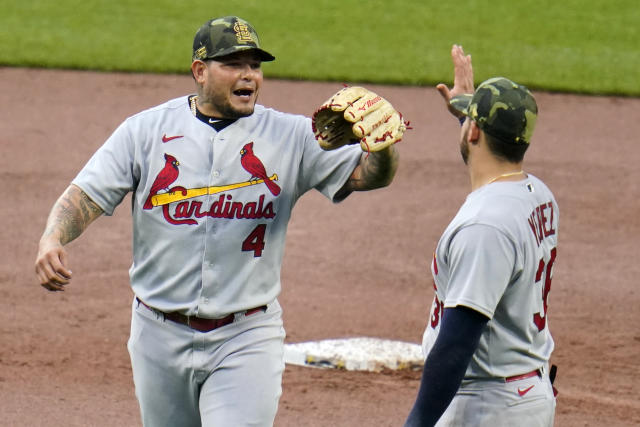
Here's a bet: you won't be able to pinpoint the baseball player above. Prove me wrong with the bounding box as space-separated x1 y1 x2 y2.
404 45 558 426
34 16 401 427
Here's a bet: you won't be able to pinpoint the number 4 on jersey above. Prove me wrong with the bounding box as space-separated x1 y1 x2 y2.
533 247 557 331
242 224 267 257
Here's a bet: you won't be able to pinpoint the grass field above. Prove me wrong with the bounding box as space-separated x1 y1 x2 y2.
1 0 639 95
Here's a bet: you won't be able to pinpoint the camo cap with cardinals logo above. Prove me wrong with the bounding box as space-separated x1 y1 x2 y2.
450 77 538 145
192 16 275 62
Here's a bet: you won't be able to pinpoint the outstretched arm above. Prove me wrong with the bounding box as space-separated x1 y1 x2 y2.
35 184 104 291
338 145 399 196
436 44 475 119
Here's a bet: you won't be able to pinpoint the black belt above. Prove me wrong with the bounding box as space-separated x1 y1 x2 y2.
137 298 266 333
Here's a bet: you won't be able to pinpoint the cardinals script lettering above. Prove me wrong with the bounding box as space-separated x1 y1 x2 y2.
161 191 276 225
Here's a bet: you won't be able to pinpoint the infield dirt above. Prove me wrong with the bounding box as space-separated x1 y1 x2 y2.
1 67 639 426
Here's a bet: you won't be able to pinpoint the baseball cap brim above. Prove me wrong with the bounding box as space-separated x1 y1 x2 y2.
201 46 275 62
449 94 473 116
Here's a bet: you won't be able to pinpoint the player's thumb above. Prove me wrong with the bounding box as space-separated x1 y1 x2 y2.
58 248 73 279
436 83 450 101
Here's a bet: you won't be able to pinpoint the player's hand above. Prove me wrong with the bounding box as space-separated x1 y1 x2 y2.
436 44 474 119
312 86 408 153
35 238 72 291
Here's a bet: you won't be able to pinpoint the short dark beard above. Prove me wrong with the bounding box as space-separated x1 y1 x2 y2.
197 93 255 120
216 104 254 119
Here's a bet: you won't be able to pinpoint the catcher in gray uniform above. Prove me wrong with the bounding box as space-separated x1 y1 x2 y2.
34 16 404 427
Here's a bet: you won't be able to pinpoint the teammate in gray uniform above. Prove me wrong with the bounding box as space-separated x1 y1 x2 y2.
404 45 558 426
34 16 399 427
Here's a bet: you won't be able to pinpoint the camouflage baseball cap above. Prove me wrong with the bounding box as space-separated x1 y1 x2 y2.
192 16 275 62
450 77 538 145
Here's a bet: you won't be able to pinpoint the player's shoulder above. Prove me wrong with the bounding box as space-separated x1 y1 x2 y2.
524 174 555 198
251 104 310 126
125 96 190 122
461 175 556 224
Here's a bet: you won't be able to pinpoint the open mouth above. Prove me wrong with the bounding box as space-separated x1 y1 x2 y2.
233 88 254 97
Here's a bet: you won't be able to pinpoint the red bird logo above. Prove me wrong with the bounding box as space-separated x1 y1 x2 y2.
143 153 180 209
240 142 281 196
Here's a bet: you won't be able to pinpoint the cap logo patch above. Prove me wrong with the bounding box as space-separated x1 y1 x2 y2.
233 22 254 44
194 46 207 60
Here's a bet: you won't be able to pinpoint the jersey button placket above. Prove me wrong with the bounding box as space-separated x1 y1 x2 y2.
200 133 217 320
201 132 222 311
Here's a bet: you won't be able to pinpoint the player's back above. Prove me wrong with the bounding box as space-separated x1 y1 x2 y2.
465 173 558 378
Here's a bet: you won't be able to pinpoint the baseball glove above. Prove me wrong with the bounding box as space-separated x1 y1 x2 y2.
312 86 408 153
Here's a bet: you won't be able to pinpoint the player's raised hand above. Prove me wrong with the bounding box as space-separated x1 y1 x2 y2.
35 238 72 291
436 44 474 118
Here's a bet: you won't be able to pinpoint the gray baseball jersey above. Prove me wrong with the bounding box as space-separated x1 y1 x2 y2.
73 96 361 318
422 174 558 379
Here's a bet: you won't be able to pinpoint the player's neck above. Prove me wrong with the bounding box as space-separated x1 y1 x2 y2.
469 157 524 191
191 95 223 119
189 96 237 131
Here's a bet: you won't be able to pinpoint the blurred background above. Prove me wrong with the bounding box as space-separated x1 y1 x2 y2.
2 0 639 95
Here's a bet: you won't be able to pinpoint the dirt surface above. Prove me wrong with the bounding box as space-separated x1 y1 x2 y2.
1 67 639 426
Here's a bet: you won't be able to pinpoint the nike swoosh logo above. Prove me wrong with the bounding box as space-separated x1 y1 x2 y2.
162 134 183 143
518 385 535 396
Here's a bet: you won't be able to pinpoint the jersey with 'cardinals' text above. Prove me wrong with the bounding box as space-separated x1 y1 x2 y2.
72 96 361 318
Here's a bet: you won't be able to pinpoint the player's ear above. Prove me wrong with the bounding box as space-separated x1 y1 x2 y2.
468 121 480 144
191 60 207 85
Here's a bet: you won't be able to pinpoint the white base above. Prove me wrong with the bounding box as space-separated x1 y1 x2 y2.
284 337 424 372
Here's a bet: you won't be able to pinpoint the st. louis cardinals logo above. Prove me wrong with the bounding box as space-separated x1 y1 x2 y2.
143 153 180 209
143 144 280 225
240 142 281 196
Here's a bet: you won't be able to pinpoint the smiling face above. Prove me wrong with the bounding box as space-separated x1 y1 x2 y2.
192 50 263 119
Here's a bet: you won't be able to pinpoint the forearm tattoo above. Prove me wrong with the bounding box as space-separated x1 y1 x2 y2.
43 186 103 245
348 147 399 191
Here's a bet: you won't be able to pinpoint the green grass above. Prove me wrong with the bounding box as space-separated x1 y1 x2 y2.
2 0 639 95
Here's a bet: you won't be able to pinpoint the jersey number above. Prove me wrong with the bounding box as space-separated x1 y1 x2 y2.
533 247 557 331
430 292 445 329
242 224 267 257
